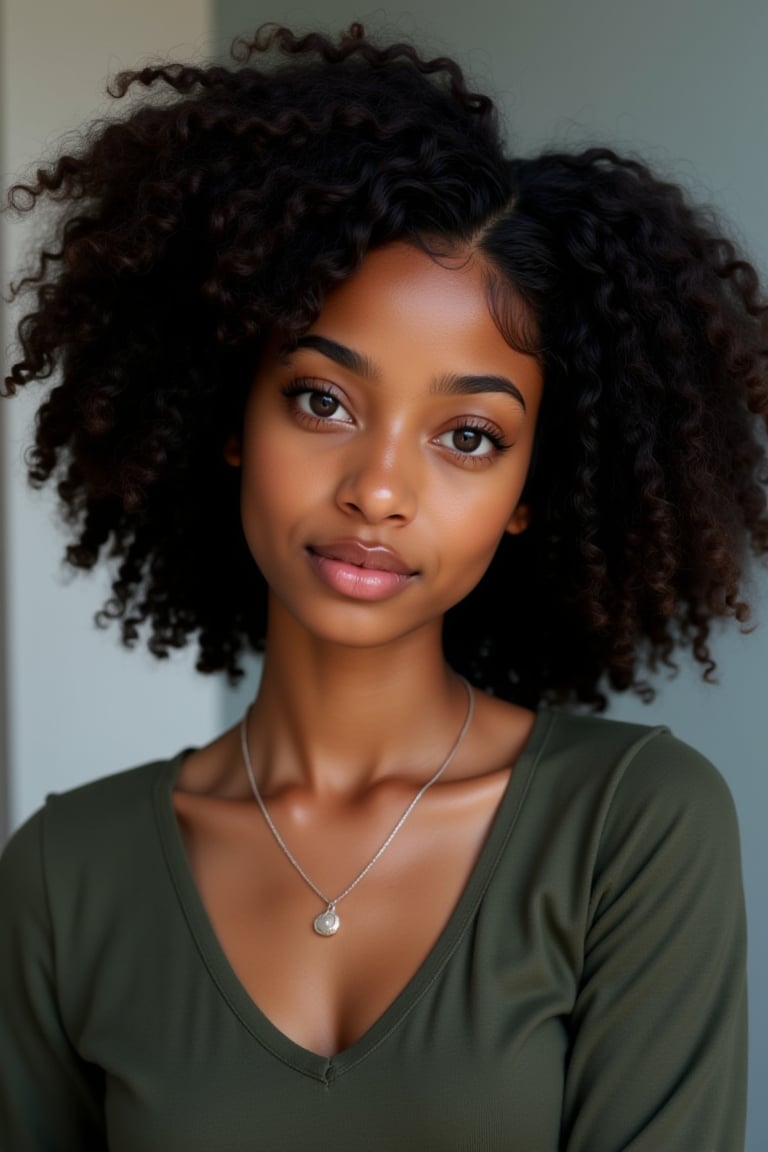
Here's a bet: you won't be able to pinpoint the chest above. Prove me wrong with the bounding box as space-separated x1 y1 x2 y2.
76 825 579 1152
63 743 590 1152
174 776 511 1056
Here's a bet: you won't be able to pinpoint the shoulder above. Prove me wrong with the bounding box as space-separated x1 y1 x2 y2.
46 750 186 812
530 709 740 878
537 707 735 810
0 751 187 896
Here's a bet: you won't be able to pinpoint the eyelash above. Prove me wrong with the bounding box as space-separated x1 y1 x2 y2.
280 378 512 463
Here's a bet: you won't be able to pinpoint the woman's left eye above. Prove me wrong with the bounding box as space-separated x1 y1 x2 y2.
435 425 506 458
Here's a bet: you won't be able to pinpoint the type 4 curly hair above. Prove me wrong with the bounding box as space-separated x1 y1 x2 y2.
4 24 768 708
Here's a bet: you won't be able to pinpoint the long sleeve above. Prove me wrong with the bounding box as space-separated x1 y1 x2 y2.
561 733 747 1151
0 808 107 1151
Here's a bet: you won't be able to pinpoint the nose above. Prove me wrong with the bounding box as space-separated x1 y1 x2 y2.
335 429 418 525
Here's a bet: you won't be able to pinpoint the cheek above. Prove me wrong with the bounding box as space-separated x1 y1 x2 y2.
240 456 293 532
237 419 331 573
435 492 517 589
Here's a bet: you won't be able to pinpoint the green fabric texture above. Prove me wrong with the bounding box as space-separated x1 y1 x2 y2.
0 709 747 1151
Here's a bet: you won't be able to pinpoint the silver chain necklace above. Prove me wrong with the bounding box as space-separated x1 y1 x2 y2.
240 678 475 937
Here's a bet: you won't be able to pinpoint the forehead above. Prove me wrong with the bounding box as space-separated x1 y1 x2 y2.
287 241 540 391
319 242 498 338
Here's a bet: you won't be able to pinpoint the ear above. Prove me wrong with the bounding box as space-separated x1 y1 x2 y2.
505 503 531 536
223 434 242 467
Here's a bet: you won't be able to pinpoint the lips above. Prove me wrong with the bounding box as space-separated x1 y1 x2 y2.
308 540 415 576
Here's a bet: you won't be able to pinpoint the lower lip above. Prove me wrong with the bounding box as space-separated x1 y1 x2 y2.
306 550 415 601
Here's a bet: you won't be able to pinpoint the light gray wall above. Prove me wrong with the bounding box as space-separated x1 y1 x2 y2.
0 0 10 844
1 0 215 831
215 2 768 1146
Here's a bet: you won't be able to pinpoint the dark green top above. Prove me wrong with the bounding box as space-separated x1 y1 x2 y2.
0 710 747 1151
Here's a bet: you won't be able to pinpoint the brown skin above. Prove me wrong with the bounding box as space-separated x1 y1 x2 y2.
174 243 543 1057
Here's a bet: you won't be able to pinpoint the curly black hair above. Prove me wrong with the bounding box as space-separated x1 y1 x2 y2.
4 24 768 709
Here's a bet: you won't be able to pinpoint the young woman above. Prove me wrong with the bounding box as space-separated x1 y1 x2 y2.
0 24 762 1151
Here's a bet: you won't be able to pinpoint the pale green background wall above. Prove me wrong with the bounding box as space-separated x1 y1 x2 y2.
214 2 768 1145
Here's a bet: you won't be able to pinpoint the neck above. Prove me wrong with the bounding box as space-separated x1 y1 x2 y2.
247 601 469 797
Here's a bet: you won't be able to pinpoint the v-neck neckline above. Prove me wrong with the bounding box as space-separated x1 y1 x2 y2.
153 707 556 1083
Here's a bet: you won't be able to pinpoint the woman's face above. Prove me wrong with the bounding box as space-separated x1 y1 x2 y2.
232 242 543 650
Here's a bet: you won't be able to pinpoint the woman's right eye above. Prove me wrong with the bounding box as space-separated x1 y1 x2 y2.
281 381 353 425
302 391 342 418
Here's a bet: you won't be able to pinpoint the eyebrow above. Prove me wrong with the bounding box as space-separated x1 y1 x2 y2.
281 334 526 411
280 335 379 381
431 374 527 411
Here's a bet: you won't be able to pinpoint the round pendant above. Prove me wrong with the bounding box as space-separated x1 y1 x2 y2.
313 907 340 936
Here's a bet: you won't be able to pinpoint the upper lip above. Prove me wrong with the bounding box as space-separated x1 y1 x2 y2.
309 539 415 575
